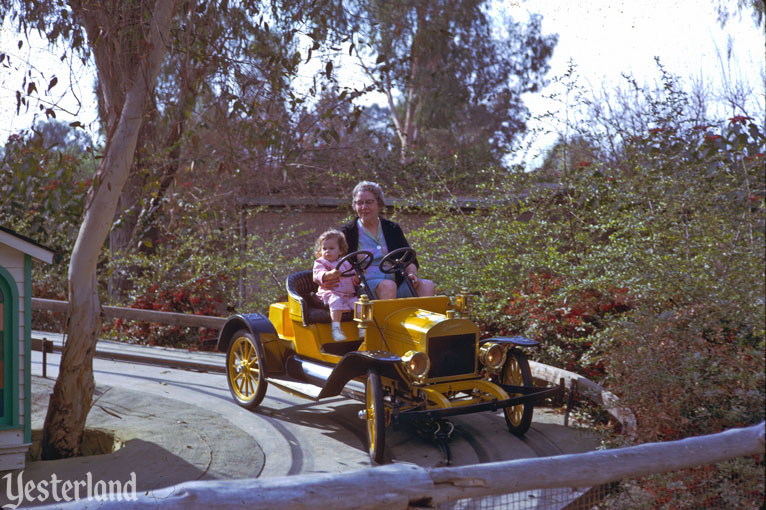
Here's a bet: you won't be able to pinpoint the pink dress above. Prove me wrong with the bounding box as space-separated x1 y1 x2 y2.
313 257 357 312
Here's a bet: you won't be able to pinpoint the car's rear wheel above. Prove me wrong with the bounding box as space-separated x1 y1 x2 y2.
364 370 386 464
226 329 268 410
502 349 534 436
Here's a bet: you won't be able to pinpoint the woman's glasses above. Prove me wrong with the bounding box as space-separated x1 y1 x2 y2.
354 200 377 206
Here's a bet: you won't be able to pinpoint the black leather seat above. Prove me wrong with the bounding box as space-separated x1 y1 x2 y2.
286 271 353 326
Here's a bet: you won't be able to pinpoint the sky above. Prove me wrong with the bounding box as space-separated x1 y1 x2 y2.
1 0 763 165
518 0 762 91
508 0 765 163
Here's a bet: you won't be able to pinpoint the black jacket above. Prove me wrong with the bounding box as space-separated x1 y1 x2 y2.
340 217 418 286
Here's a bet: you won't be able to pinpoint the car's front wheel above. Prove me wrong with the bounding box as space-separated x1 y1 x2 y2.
364 370 386 464
502 349 534 436
226 329 268 410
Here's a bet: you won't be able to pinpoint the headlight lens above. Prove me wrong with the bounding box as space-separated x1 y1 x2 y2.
402 351 430 380
479 343 506 370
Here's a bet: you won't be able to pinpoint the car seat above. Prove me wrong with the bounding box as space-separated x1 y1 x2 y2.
286 271 354 327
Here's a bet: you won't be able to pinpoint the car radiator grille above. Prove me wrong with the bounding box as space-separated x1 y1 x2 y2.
427 333 476 378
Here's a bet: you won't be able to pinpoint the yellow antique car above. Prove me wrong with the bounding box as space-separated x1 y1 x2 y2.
216 248 562 464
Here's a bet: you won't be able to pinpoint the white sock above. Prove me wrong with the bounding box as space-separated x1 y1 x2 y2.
332 322 341 330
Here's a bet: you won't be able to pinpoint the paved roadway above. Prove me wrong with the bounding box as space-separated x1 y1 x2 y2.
28 333 601 479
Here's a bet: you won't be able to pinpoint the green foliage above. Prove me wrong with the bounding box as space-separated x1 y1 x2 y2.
114 275 228 348
405 70 765 446
603 302 764 443
487 271 632 379
105 222 238 346
0 126 94 243
0 125 97 297
104 202 312 346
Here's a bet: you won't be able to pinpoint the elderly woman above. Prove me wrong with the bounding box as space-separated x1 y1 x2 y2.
335 181 435 299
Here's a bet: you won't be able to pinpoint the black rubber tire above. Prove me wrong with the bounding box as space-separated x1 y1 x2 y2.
365 370 386 464
502 349 534 436
226 329 268 410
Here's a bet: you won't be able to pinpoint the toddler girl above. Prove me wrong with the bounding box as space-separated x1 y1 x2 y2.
313 229 359 341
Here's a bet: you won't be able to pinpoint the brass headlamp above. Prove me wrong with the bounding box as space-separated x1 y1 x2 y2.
402 350 430 381
479 342 506 370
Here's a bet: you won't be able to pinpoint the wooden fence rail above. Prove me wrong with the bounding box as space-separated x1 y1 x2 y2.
31 298 227 329
40 422 764 509
531 361 638 437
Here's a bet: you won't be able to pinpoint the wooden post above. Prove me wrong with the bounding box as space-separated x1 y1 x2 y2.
31 337 54 378
238 206 246 311
42 338 47 378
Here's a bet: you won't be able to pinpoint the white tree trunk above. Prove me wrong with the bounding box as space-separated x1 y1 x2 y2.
42 0 177 460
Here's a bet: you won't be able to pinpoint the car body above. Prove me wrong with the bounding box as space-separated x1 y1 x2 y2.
216 249 562 464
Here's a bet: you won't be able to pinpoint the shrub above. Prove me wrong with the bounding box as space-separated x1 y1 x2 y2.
600 456 765 509
112 275 229 348
1 127 97 316
478 271 632 381
602 302 765 443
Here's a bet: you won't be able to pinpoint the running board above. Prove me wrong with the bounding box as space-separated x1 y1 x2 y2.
267 376 323 401
266 375 366 403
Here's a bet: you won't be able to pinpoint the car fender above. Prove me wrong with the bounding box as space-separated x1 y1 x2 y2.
217 314 282 375
480 336 539 347
317 350 401 399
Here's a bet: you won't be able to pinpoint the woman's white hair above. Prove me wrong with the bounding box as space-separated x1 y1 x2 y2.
351 181 385 208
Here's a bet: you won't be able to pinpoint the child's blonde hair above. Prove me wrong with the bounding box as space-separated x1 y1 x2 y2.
314 229 348 259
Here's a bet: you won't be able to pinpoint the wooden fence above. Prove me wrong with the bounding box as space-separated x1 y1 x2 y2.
39 422 764 509
31 298 226 329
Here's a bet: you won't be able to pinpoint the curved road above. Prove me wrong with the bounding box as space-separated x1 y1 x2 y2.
30 344 600 479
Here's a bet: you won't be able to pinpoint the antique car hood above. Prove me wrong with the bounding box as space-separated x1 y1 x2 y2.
383 307 477 337
377 307 478 355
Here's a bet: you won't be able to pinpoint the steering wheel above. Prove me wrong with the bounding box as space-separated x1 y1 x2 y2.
336 250 373 277
379 247 416 275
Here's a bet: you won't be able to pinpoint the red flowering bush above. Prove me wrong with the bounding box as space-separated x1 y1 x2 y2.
30 282 68 333
110 275 228 348
479 271 632 381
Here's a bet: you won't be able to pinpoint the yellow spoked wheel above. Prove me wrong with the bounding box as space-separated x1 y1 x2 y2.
502 349 534 436
364 370 386 464
226 329 268 410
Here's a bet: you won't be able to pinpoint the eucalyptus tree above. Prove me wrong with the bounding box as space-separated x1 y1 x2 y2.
109 1 316 257
1 0 177 459
0 0 337 459
106 1 307 300
347 0 557 169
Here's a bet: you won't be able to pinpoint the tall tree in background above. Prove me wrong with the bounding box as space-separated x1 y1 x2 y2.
107 1 351 264
106 1 296 293
350 0 557 166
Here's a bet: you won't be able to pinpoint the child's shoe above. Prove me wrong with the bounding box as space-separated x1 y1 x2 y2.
331 323 347 342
